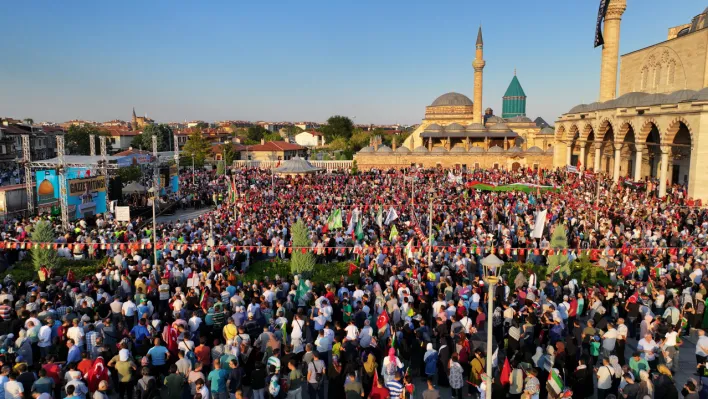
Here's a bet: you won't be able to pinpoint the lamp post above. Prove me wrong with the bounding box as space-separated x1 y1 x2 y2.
481 253 504 399
149 187 158 265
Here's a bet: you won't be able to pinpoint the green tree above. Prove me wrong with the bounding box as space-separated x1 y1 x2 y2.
349 128 372 151
216 160 225 175
283 125 304 137
195 122 209 129
291 219 316 275
181 128 210 167
117 165 142 183
30 221 58 271
320 115 354 142
263 132 282 142
132 124 173 151
247 126 269 142
222 142 239 165
547 224 571 279
66 125 111 155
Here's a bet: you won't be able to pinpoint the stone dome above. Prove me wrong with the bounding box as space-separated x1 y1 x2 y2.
431 146 448 153
425 123 443 132
667 89 698 103
445 123 465 132
488 145 504 153
486 115 506 124
526 146 544 153
430 92 474 107
507 146 522 153
450 146 467 153
545 146 554 153
695 87 708 101
466 123 486 131
506 115 533 123
395 146 411 154
376 145 392 154
413 146 429 153
488 123 510 131
359 146 375 153
469 146 485 153
539 127 555 135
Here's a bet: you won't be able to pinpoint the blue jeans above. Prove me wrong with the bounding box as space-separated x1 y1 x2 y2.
307 383 324 399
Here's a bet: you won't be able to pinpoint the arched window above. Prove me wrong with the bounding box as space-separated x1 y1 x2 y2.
640 67 649 90
667 60 676 86
653 65 661 90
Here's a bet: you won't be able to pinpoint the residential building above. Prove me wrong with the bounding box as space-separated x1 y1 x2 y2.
241 140 307 161
294 130 326 147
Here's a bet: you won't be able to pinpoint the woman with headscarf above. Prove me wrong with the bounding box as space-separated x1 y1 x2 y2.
423 343 437 383
654 364 678 399
448 353 464 399
609 355 623 395
362 353 378 397
436 338 451 388
327 356 345 399
640 314 654 338
85 356 110 393
637 369 654 399
531 346 544 368
15 330 32 369
381 347 402 385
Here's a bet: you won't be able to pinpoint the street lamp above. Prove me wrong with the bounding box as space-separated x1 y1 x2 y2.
148 187 158 266
481 253 504 399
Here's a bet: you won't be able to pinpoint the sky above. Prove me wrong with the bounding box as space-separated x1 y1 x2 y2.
1 0 705 125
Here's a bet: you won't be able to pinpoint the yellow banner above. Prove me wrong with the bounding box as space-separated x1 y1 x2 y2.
68 176 107 196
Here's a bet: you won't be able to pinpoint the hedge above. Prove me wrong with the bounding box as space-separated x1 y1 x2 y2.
238 259 351 286
1 258 106 282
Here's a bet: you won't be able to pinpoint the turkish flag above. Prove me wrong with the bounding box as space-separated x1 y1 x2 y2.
348 262 357 276
376 310 390 330
500 357 511 385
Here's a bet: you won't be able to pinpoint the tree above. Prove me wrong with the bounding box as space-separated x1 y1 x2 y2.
283 125 304 137
547 224 571 279
23 118 34 126
216 160 225 175
117 165 142 183
195 122 209 129
349 128 372 151
66 125 111 155
222 142 239 165
263 132 282 142
132 124 173 151
247 126 269 142
30 221 58 271
181 128 210 168
291 219 316 275
320 115 354 142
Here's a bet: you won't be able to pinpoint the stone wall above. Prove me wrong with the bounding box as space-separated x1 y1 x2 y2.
353 153 553 170
619 29 708 95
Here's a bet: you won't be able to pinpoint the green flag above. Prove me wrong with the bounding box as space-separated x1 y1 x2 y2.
356 220 364 240
389 225 399 241
295 279 308 302
280 320 288 343
332 209 343 229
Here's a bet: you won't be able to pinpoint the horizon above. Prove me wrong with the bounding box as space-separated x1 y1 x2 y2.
1 0 704 125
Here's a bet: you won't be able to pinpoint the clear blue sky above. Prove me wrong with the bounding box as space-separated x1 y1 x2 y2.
1 0 704 125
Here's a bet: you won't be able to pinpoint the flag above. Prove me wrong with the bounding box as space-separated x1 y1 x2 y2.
280 320 287 343
295 279 308 302
548 368 564 395
500 358 511 385
576 159 582 169
531 209 547 239
389 225 399 241
594 0 610 48
327 209 342 230
376 310 390 330
404 238 414 259
376 206 383 228
384 207 398 225
391 331 397 348
372 369 379 388
348 262 358 276
355 221 364 241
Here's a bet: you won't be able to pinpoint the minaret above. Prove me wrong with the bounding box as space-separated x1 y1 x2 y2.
599 0 627 102
131 107 138 131
472 26 486 124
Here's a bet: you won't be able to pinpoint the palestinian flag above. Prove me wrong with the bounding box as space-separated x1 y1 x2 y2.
548 368 564 395
355 220 364 240
389 225 399 241
295 279 308 302
327 209 343 230
466 181 558 193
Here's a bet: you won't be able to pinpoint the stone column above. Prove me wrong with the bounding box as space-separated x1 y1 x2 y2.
658 145 670 197
594 142 602 172
613 142 622 182
566 144 572 166
634 143 645 182
578 140 586 168
599 0 627 102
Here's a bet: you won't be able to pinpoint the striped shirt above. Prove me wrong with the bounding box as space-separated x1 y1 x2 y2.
386 380 404 398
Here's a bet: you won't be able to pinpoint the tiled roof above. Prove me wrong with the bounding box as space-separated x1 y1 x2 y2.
245 141 306 152
114 148 152 156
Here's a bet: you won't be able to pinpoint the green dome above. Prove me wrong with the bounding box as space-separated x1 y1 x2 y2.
503 75 526 98
502 74 527 118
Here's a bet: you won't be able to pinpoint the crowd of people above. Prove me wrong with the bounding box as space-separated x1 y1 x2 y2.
0 165 703 399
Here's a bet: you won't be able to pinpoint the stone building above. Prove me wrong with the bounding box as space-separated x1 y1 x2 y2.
354 27 554 171
131 108 154 130
554 2 708 199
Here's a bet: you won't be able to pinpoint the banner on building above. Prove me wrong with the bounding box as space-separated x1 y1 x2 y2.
594 0 610 48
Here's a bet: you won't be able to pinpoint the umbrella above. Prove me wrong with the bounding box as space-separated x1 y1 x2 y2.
123 182 147 194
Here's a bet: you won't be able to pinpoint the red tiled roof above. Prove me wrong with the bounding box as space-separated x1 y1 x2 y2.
114 148 152 157
210 143 246 154
107 129 139 137
245 141 306 152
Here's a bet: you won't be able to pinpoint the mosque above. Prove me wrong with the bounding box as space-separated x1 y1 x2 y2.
555 1 708 200
354 27 556 171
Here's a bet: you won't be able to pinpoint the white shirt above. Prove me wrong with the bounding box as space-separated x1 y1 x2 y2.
637 338 658 361
38 325 52 348
602 328 618 351
697 335 708 356
67 326 85 347
664 331 678 347
344 324 359 341
4 380 23 399
596 365 614 389
122 301 137 317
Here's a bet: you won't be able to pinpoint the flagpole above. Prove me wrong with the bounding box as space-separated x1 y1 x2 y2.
427 193 433 265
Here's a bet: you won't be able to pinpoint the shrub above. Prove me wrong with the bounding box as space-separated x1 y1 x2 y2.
30 221 59 271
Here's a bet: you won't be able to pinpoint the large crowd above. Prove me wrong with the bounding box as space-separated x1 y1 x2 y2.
0 165 703 399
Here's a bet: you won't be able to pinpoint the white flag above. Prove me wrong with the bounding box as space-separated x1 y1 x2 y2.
384 207 398 225
531 209 547 239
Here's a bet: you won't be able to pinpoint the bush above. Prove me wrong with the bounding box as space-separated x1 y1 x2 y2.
30 221 59 271
2 257 105 282
238 259 350 286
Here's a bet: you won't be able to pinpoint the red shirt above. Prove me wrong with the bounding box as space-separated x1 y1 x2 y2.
42 363 61 384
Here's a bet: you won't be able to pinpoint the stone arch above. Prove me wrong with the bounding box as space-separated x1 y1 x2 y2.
597 118 614 142
616 121 636 143
555 125 567 143
638 118 661 143
567 124 580 142
665 116 694 145
580 123 594 141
